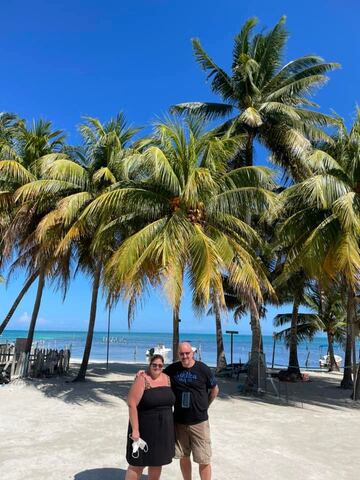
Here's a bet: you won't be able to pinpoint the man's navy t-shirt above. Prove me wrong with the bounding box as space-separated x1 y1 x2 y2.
164 361 217 425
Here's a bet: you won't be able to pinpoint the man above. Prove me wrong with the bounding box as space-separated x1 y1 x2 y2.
164 342 219 480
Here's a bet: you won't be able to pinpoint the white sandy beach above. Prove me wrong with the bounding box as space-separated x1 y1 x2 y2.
1 362 359 480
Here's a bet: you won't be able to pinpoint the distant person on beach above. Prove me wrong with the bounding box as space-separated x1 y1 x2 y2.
136 342 219 480
125 354 175 480
164 342 219 480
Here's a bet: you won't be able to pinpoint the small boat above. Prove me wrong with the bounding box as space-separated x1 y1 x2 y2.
146 344 172 358
319 354 342 368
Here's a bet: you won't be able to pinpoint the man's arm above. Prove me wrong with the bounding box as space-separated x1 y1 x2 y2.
203 363 218 405
135 364 172 379
163 365 171 376
208 384 219 406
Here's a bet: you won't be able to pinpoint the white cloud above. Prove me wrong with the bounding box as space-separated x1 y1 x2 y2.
18 312 30 323
15 312 48 328
37 317 48 327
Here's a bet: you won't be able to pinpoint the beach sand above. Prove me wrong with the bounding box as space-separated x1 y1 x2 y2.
1 362 359 480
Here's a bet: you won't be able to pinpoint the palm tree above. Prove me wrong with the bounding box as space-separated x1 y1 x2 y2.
276 113 360 389
273 313 320 367
304 282 346 371
171 16 339 179
75 116 276 371
272 270 311 376
172 16 339 371
32 114 140 380
0 119 66 352
222 264 311 378
274 282 346 373
0 112 21 307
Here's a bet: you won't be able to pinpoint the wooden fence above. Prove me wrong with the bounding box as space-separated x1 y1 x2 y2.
0 343 71 383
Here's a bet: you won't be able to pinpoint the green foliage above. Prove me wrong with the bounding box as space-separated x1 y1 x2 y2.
72 117 276 325
277 114 360 288
171 16 340 178
273 282 346 347
0 18 356 371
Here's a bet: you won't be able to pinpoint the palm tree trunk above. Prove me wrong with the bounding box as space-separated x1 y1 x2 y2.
287 296 301 376
327 331 339 372
0 270 39 335
25 269 45 355
172 304 180 362
213 294 227 372
351 322 357 377
249 299 263 354
353 308 360 400
74 265 101 382
341 288 354 389
246 296 265 392
353 359 360 400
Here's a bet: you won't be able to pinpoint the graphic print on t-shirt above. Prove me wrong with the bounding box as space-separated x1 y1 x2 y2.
174 371 198 383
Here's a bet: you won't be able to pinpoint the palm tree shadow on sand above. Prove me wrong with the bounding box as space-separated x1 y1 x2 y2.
74 468 147 479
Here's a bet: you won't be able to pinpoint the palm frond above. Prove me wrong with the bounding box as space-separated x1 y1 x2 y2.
232 17 258 68
256 16 288 86
0 160 36 185
192 38 235 101
332 192 360 232
92 167 117 185
14 179 76 202
238 107 263 127
170 102 234 120
188 224 223 310
42 159 89 189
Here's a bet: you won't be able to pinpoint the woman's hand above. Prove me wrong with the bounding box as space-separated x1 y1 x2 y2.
131 430 140 441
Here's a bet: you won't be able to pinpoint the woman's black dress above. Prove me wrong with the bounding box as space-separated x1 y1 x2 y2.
126 382 175 467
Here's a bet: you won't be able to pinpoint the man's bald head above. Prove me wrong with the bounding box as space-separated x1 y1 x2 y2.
178 341 195 367
178 342 192 353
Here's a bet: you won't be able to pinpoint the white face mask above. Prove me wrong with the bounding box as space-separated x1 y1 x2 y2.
131 436 149 458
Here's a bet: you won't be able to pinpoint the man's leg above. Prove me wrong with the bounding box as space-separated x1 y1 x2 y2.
189 421 212 480
180 456 192 480
199 463 211 480
175 423 192 480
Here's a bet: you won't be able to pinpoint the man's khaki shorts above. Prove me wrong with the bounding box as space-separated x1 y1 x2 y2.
174 420 212 464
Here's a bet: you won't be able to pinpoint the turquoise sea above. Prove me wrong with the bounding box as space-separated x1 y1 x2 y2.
0 329 349 369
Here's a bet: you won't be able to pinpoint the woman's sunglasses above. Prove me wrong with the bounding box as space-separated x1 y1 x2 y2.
150 363 164 369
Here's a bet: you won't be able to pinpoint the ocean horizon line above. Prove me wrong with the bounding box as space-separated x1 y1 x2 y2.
1 328 328 338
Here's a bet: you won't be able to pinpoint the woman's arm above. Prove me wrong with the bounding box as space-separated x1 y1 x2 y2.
127 376 145 441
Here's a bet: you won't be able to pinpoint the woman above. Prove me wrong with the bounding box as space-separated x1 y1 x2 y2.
125 354 175 480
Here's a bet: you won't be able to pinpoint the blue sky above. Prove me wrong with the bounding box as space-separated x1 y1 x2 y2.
1 0 359 334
